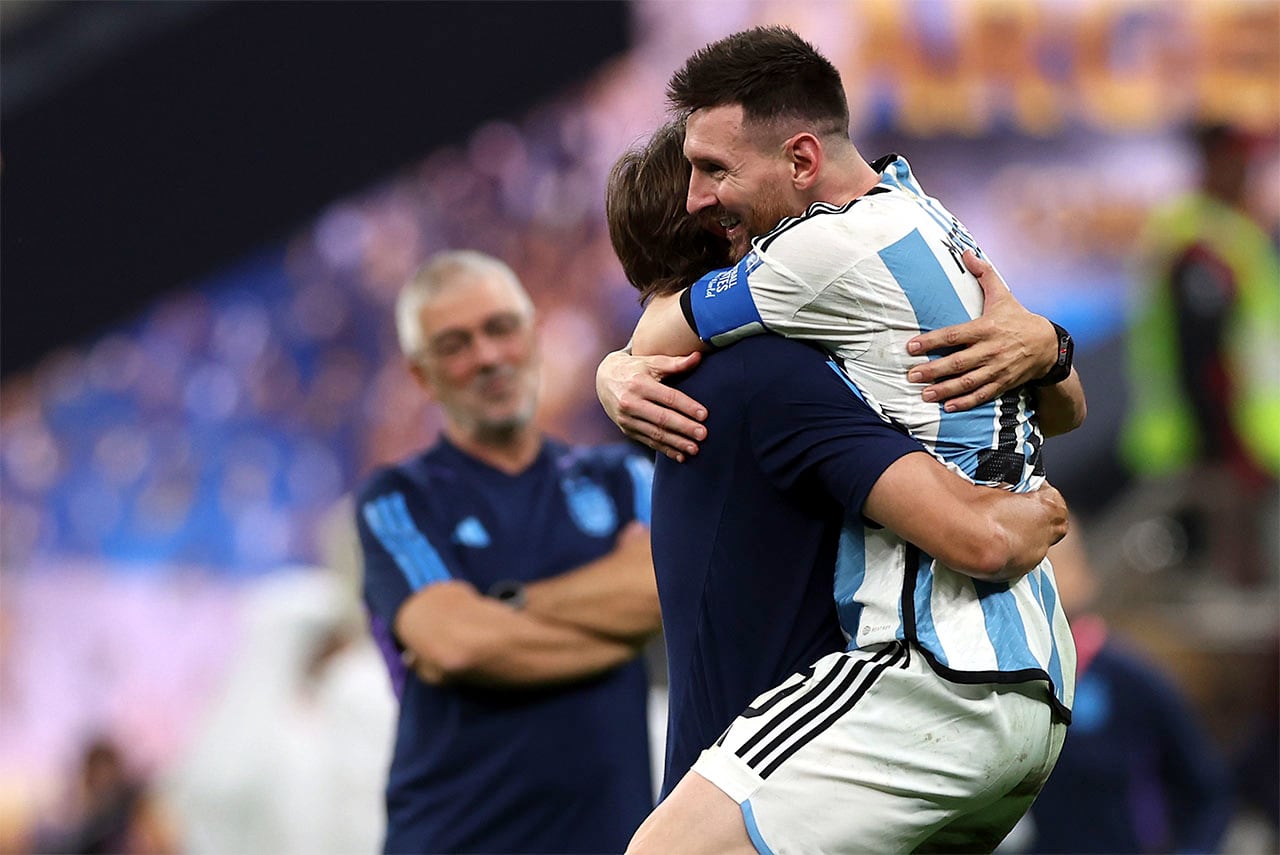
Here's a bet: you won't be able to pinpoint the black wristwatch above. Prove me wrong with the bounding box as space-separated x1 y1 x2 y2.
487 579 527 610
1030 322 1074 387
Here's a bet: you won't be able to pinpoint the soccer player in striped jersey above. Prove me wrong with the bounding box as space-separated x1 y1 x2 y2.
598 26 1086 854
357 251 661 854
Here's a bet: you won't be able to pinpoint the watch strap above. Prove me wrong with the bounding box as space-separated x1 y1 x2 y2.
1031 321 1073 387
486 579 527 610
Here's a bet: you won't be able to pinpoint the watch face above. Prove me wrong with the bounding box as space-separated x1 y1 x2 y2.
490 580 526 608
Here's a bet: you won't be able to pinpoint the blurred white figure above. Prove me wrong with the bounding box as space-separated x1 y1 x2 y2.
165 567 395 855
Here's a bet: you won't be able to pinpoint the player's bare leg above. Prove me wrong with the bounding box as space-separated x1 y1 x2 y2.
626 771 757 855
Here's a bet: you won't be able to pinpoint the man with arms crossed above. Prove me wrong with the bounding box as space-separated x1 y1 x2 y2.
357 251 661 854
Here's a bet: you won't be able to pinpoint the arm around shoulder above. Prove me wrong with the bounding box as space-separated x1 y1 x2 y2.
631 290 705 357
595 348 707 463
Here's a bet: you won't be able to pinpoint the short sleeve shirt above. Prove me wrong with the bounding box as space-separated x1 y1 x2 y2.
650 335 923 796
357 437 656 854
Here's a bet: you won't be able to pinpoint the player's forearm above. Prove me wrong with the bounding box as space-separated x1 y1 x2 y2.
524 531 662 643
451 619 639 687
631 291 704 357
433 606 638 687
879 469 1067 581
1032 369 1086 437
964 487 1069 581
397 580 640 688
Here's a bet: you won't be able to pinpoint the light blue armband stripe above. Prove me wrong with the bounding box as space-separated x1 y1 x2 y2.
362 492 452 591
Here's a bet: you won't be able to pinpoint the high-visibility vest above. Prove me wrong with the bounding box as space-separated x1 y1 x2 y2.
1121 192 1280 477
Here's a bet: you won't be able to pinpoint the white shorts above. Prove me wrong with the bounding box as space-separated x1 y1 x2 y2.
691 642 1066 854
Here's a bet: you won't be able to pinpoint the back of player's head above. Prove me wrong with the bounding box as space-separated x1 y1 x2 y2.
606 121 731 303
395 250 532 359
667 26 849 138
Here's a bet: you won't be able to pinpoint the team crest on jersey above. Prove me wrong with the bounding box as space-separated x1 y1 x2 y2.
560 476 617 537
452 516 491 548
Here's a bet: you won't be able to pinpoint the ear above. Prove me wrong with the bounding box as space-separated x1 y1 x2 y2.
407 359 438 401
784 132 823 190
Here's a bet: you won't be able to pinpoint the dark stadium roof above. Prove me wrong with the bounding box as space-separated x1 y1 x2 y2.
1 0 630 376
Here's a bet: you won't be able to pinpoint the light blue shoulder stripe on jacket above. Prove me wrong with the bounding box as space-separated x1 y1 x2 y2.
362 492 452 591
625 455 654 526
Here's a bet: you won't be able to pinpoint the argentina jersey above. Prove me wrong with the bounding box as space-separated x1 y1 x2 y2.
685 155 1045 492
683 156 1074 717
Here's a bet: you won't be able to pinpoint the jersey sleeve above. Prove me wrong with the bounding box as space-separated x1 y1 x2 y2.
356 472 459 640
682 213 882 353
744 342 924 514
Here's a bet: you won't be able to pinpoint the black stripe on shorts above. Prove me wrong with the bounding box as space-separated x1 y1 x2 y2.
735 643 908 779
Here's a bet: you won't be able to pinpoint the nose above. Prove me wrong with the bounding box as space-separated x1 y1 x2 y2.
472 332 505 367
686 171 715 217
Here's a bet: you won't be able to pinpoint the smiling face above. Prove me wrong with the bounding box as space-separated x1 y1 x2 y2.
409 269 540 447
683 104 806 260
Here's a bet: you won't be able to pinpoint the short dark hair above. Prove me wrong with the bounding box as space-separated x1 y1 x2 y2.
605 121 731 303
667 26 849 137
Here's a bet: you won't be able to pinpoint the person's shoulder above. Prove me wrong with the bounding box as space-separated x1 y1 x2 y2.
714 334 830 367
356 463 406 502
354 446 445 503
688 336 833 401
755 194 912 263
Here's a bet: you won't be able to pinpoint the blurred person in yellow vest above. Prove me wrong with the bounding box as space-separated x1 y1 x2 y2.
1121 122 1280 585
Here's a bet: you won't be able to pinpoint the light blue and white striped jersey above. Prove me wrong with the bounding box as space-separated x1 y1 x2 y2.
685 155 1075 718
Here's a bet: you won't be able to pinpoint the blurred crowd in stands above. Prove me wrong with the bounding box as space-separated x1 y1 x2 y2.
0 1 1276 852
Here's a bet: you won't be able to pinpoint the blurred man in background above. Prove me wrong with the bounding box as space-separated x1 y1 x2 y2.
1121 122 1280 586
1024 519 1233 854
165 569 394 855
355 250 661 854
29 736 176 855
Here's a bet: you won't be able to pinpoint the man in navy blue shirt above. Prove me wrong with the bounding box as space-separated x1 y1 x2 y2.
357 250 661 854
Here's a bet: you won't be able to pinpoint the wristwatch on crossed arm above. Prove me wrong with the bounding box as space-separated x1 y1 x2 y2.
1030 321 1074 387
487 579 527 610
